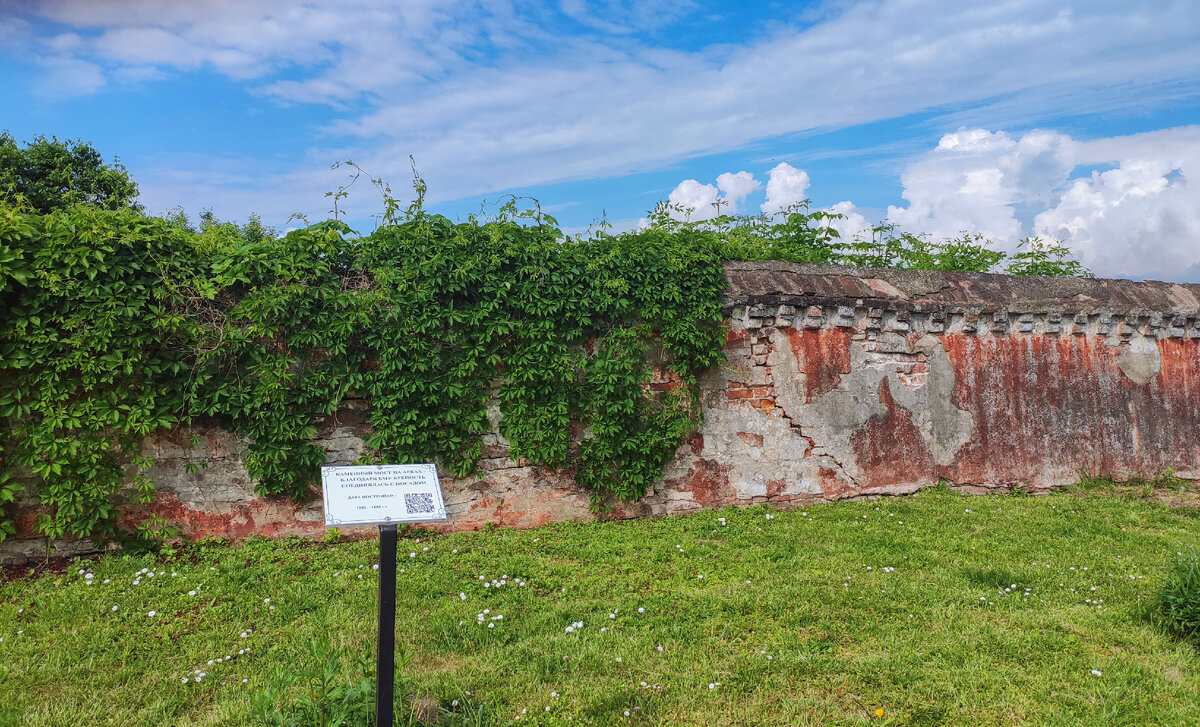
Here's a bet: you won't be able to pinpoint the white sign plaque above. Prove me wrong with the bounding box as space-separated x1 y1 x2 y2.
320 463 447 526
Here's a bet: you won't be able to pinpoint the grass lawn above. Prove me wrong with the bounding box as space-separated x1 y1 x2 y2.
3 483 1200 726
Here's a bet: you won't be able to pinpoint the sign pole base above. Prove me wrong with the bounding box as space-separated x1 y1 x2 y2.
376 523 398 727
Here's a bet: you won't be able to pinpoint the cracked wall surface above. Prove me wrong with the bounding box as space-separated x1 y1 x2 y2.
5 261 1200 563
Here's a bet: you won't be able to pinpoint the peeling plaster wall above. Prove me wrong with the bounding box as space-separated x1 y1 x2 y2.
5 262 1200 563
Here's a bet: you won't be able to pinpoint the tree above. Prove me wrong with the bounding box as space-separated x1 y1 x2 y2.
0 132 140 214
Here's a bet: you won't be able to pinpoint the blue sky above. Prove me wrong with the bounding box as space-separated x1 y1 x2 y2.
1 0 1198 280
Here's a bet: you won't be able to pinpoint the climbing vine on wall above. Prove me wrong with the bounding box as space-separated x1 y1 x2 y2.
0 189 728 543
0 202 195 542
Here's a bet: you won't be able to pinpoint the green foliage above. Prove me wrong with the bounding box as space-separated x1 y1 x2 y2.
0 132 140 215
1004 236 1094 277
0 203 36 298
186 219 368 502
195 193 724 507
842 226 1006 272
0 177 727 539
0 203 196 542
1156 546 1200 641
652 200 1088 277
0 157 1092 544
669 201 845 265
0 471 17 541
249 639 434 727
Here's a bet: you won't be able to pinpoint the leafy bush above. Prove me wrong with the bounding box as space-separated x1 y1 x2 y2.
1156 547 1200 640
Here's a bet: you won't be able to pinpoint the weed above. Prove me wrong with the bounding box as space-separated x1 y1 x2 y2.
1156 546 1200 641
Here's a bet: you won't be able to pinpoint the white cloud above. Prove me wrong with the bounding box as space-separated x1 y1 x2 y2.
34 55 107 96
667 179 721 220
885 128 1076 247
0 16 30 47
43 32 82 52
667 126 1200 280
113 65 167 84
760 163 810 214
715 171 760 210
92 27 206 68
883 125 1200 280
823 200 874 242
559 0 633 35
7 0 1197 206
1034 127 1200 281
666 170 762 219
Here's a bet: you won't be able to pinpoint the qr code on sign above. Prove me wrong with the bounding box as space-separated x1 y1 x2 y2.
404 492 435 514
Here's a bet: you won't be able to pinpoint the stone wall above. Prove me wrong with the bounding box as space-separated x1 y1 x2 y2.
4 261 1199 563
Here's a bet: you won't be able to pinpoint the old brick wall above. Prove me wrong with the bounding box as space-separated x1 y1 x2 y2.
4 262 1199 563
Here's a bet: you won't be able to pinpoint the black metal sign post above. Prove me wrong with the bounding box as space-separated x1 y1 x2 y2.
376 523 398 727
322 464 445 727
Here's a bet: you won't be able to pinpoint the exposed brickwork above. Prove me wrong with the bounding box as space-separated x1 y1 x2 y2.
5 262 1199 563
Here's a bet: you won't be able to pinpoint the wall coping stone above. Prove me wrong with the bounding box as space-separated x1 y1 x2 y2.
724 261 1200 318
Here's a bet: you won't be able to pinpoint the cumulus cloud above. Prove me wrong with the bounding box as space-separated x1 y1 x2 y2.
715 171 760 209
822 200 874 242
881 125 1200 280
760 163 810 214
665 170 760 220
886 128 1076 246
1033 127 1200 281
667 178 721 220
669 164 875 240
670 126 1199 280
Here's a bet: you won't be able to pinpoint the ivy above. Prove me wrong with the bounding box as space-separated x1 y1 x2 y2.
0 202 195 541
0 183 1090 544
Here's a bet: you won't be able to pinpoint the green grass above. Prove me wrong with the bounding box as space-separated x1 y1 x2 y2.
3 485 1200 726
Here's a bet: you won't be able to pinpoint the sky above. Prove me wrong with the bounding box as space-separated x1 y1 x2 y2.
0 0 1198 281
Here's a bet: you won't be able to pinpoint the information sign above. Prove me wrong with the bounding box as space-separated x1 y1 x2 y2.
318 462 447 727
320 463 447 526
